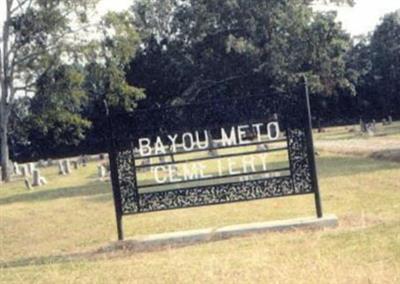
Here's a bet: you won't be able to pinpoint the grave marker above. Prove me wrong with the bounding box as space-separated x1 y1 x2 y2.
32 169 45 187
13 163 21 176
98 165 107 179
21 165 29 177
63 159 72 175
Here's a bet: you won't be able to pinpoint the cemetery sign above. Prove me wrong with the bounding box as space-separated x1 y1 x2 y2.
106 77 322 240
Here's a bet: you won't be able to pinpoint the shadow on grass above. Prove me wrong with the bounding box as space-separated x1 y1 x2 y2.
316 155 399 178
0 181 109 206
0 254 85 269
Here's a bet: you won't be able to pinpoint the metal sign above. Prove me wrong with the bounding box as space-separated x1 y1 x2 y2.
107 77 322 240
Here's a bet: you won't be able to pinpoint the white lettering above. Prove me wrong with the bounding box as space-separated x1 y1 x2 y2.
167 134 179 152
153 166 167 183
154 137 167 155
253 123 263 142
195 130 209 149
182 163 199 181
241 156 256 173
221 127 237 146
227 158 240 175
238 125 250 144
182 132 195 151
198 163 213 179
139 138 152 157
267 122 280 140
168 165 182 182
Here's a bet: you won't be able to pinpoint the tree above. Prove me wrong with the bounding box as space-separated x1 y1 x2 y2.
346 36 374 125
304 11 354 130
27 64 91 158
0 0 96 179
369 10 400 118
129 0 353 112
0 0 97 181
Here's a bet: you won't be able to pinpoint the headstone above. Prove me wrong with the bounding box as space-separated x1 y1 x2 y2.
47 159 54 166
98 165 106 178
24 178 32 190
372 119 376 131
27 163 35 175
257 144 268 151
58 160 66 175
207 140 219 157
81 156 87 167
39 176 48 185
382 119 388 126
71 161 79 170
37 159 47 168
366 124 374 136
21 165 29 177
360 119 367 132
14 163 21 176
388 116 393 125
63 159 72 175
32 169 47 187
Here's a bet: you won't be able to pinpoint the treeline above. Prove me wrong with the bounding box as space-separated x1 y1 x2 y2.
8 1 400 161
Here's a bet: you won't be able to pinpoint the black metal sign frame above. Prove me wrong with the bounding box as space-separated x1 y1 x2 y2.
106 77 322 240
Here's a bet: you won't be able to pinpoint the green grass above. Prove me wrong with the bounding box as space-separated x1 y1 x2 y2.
0 124 400 283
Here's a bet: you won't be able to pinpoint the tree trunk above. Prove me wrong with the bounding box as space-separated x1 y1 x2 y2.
1 0 11 182
0 105 10 182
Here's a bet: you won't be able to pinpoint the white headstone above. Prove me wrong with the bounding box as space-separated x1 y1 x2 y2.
39 176 48 185
27 163 35 175
63 159 71 174
367 124 375 137
14 163 21 176
98 165 106 178
58 161 66 175
256 144 268 151
81 156 87 167
37 160 47 168
32 169 42 187
21 165 29 177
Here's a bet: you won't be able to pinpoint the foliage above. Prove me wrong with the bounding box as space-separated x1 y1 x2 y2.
345 10 400 119
85 11 145 113
1 0 98 180
27 65 91 157
129 0 354 113
369 11 400 116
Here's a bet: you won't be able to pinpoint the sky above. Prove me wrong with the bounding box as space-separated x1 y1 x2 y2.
1 0 400 37
313 0 400 36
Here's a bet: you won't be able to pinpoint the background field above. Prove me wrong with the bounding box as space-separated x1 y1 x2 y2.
1 123 399 283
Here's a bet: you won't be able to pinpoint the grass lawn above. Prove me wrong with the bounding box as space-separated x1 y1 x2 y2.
1 123 400 283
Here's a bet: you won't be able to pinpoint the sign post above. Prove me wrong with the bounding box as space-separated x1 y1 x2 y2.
303 76 323 218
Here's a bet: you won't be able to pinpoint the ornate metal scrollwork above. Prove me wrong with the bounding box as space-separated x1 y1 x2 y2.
116 128 313 214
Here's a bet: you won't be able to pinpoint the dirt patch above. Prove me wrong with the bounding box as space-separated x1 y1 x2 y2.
369 150 400 163
316 140 400 163
338 213 384 229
